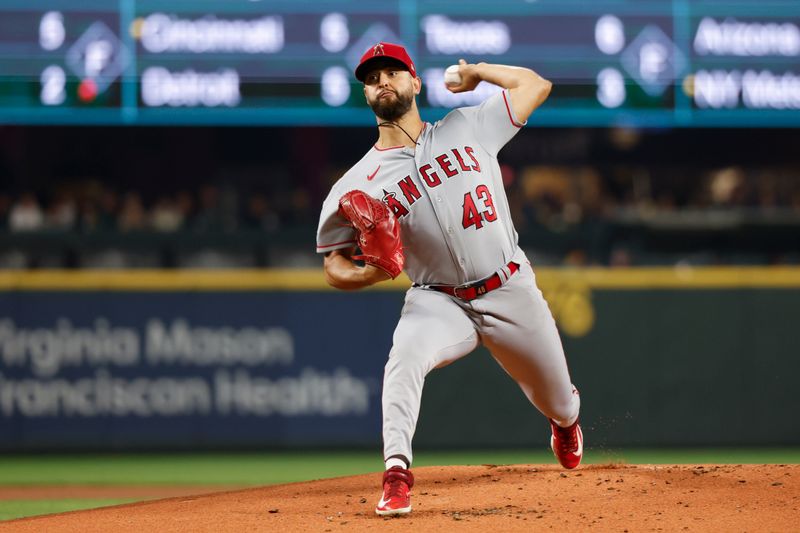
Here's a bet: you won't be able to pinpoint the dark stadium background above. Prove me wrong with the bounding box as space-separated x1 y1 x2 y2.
3 125 799 268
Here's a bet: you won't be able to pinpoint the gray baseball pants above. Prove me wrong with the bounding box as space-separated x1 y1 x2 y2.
381 259 580 465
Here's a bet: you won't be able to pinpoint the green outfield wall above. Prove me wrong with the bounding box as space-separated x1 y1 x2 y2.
0 267 798 449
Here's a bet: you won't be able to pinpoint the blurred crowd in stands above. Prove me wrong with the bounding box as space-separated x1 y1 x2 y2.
2 164 799 235
1 162 799 269
1 125 799 268
0 184 313 234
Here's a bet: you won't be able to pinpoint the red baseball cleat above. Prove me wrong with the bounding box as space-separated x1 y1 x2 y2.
375 466 414 516
550 418 584 469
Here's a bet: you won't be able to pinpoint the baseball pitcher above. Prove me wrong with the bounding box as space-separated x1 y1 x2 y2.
316 42 582 516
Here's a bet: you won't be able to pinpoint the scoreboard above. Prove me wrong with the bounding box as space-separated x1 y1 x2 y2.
0 0 799 127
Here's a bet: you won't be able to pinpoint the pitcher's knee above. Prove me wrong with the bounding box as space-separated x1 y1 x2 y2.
540 387 580 426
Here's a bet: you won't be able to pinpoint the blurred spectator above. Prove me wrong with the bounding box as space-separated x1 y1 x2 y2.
8 192 44 232
243 193 279 231
150 194 184 232
609 247 633 268
654 192 677 211
192 185 225 232
79 189 119 232
78 197 100 232
708 167 744 208
270 187 313 227
0 193 11 229
45 191 77 230
791 191 800 213
500 163 516 188
117 192 146 232
175 190 195 223
288 188 313 225
98 190 120 229
575 167 605 220
563 249 588 267
756 171 779 209
219 185 240 232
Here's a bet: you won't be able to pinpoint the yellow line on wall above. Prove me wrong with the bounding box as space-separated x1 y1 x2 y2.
1 267 800 291
0 269 337 291
536 267 800 289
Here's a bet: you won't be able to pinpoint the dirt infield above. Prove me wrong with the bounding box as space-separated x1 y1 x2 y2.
1 464 796 532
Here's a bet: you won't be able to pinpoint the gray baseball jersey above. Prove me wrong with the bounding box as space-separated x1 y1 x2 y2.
317 88 579 465
317 89 525 286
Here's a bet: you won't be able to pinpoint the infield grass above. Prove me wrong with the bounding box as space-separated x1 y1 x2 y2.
0 448 798 486
0 448 798 521
0 499 137 522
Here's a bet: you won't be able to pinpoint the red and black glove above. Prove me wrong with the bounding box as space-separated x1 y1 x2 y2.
338 190 404 279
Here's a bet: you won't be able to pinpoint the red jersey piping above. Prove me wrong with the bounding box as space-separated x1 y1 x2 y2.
373 143 405 151
316 239 357 250
502 90 524 128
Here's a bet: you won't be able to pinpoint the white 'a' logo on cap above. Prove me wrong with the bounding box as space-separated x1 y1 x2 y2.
373 43 385 56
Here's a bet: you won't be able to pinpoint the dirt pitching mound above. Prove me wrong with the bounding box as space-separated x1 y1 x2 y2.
1 464 797 532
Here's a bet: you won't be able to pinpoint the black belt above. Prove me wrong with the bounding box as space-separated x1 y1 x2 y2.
427 261 519 302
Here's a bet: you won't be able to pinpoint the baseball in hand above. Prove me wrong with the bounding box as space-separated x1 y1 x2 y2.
444 65 462 86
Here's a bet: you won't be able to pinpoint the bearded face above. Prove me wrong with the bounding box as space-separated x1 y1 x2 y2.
362 61 417 122
367 85 414 122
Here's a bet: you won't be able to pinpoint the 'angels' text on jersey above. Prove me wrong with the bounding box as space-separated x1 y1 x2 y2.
381 145 481 219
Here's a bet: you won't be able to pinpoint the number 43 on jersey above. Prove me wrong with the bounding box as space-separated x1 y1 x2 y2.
462 185 497 230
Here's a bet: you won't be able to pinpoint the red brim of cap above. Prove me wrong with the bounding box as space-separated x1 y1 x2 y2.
355 56 412 82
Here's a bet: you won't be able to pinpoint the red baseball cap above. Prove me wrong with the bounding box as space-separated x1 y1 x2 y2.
354 42 417 82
